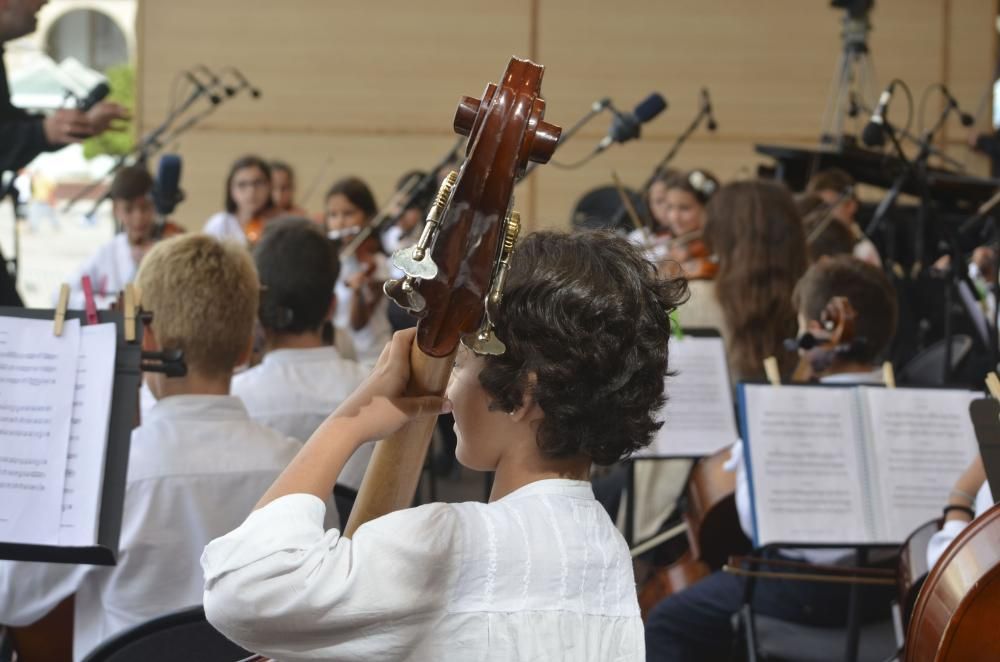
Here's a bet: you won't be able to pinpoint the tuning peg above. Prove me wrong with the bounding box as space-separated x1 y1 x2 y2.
391 246 439 280
462 326 506 356
391 170 458 280
384 277 427 316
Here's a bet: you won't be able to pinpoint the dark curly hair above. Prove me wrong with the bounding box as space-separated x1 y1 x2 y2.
477 231 688 465
254 217 340 334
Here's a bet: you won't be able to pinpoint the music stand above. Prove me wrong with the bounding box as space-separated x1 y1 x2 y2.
0 307 141 565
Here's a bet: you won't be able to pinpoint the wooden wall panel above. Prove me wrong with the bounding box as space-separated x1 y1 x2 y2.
136 0 996 231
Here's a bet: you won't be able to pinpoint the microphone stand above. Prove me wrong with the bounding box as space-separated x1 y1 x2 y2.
62 80 217 214
610 103 711 230
520 99 610 180
867 101 983 383
855 98 965 171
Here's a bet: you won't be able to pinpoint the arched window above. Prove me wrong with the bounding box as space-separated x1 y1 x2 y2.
45 9 127 72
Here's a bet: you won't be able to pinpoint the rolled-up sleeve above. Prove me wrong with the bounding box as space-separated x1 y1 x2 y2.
202 494 461 661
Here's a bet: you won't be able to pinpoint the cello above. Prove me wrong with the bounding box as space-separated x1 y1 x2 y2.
233 54 560 662
903 504 1000 661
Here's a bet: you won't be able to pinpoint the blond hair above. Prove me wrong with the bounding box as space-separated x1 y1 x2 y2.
137 234 259 378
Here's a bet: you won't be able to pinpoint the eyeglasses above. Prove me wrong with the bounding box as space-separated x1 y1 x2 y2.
233 178 269 191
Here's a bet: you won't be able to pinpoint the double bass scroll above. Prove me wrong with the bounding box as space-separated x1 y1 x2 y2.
343 57 561 537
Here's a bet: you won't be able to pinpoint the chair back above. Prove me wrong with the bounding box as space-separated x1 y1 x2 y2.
82 605 252 662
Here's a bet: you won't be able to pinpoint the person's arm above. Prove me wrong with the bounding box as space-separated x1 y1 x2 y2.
0 116 54 172
926 456 987 569
203 329 456 657
255 327 450 509
0 103 128 172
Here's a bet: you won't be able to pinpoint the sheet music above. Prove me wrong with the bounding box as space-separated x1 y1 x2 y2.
742 385 872 546
639 336 739 457
861 387 979 542
59 323 117 546
0 317 80 545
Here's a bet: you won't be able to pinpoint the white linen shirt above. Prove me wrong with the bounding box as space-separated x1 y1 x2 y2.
202 479 644 661
231 346 373 490
203 211 249 247
926 481 994 570
61 233 137 309
0 395 320 661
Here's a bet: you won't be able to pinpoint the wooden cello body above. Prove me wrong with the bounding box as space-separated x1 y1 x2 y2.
637 448 750 619
904 502 1000 661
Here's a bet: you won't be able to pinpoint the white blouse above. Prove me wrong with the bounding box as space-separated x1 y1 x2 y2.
203 211 249 247
334 253 393 366
202 479 644 661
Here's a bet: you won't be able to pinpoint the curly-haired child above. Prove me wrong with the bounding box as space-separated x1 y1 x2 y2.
201 230 688 661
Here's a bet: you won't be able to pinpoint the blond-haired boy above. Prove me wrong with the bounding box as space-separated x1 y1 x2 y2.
0 235 324 661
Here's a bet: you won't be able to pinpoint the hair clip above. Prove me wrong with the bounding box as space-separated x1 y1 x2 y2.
688 170 717 198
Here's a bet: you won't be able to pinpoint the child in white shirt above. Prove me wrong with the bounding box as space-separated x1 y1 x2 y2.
202 230 687 661
232 218 370 522
0 234 328 661
64 166 162 308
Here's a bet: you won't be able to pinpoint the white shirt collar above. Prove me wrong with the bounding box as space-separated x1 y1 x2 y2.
496 478 595 502
261 346 344 367
145 394 250 424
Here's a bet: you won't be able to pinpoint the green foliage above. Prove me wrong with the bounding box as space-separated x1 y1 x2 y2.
82 63 135 159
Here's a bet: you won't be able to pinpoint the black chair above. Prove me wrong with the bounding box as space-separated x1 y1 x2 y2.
745 612 897 662
897 334 973 386
82 605 253 662
569 185 647 232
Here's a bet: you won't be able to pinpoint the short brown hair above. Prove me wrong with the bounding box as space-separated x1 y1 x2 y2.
110 166 153 201
137 235 259 378
792 255 897 363
807 167 855 197
804 209 856 262
478 231 688 465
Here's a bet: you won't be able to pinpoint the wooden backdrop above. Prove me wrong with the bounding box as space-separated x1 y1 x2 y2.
135 0 997 231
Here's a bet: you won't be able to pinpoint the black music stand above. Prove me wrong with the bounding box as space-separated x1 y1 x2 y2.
0 307 141 565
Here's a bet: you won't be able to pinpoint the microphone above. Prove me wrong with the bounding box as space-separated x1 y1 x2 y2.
228 68 261 99
596 93 667 152
184 70 221 105
196 64 237 98
862 82 896 147
76 81 110 112
700 87 718 131
940 85 975 127
153 154 185 217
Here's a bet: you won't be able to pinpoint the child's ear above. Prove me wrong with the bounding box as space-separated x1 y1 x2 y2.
510 372 543 423
235 333 254 367
141 324 160 352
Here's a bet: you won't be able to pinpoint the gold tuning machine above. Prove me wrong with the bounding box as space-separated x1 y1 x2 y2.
385 171 458 315
390 170 457 281
462 209 521 356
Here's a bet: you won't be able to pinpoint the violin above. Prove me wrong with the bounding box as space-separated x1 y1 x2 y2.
637 448 751 620
243 217 268 245
151 219 185 241
666 233 717 281
342 57 560 534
